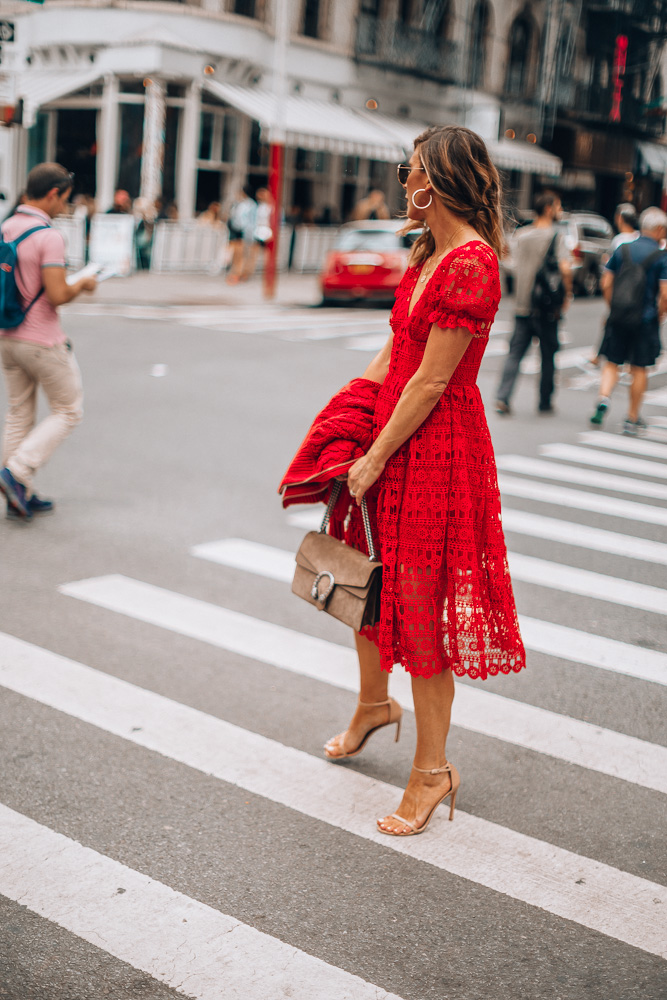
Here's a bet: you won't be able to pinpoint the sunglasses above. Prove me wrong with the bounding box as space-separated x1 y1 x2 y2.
397 163 425 186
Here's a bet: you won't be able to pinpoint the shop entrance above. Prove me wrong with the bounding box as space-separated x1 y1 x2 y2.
55 109 97 197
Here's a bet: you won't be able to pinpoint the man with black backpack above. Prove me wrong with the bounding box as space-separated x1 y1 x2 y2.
0 162 97 520
495 193 573 415
590 206 667 436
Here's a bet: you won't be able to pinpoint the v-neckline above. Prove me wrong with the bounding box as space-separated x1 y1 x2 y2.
406 239 484 320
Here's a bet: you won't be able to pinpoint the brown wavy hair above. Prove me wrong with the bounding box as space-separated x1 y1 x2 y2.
401 125 505 266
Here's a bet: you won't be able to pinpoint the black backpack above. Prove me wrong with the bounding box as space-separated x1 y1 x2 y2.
531 233 566 316
608 243 665 331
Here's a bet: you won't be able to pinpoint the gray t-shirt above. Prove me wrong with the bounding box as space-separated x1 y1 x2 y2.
514 225 569 316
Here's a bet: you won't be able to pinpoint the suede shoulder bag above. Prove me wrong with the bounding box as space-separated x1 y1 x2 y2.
292 480 382 632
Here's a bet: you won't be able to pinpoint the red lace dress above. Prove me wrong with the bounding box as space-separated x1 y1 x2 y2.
360 240 525 680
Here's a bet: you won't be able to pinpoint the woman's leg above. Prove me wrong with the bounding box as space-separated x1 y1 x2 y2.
377 668 455 834
324 632 394 757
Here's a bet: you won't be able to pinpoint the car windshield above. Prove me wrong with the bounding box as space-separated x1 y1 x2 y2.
335 229 411 251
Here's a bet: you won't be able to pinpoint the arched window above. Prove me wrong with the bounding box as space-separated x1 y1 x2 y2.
506 16 532 96
468 1 490 89
302 0 323 37
420 0 450 37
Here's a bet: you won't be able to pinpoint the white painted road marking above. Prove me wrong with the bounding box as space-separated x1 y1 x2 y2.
497 455 667 501
193 536 667 618
56 579 667 784
498 475 667 526
541 443 667 478
578 431 667 460
1 634 666 959
195 535 667 686
501 508 667 566
0 804 404 1000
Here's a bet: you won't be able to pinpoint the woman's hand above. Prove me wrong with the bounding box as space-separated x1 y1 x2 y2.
347 452 385 505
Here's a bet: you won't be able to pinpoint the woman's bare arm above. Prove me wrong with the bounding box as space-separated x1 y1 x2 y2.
347 324 473 501
361 330 393 385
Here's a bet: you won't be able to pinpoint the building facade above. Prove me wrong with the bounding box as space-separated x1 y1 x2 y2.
0 0 664 221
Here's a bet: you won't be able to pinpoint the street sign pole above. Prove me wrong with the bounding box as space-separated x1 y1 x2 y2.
264 0 288 300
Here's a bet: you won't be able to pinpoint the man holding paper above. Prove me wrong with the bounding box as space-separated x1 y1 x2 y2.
0 162 97 520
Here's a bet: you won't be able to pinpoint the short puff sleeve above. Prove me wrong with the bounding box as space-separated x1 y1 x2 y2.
428 244 500 339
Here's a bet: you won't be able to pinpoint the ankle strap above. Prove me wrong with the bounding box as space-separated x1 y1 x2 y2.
413 762 451 775
358 698 391 707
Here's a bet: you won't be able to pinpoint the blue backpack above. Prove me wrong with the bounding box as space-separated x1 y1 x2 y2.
0 221 50 329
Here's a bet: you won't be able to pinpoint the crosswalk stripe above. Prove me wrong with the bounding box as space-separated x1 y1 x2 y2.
501 508 667 565
56 577 667 786
0 804 403 1000
497 455 667 500
578 431 667 460
192 538 667 685
508 551 667 615
194 535 667 618
286 503 667 565
1 633 666 959
498 474 667 525
541 443 667 478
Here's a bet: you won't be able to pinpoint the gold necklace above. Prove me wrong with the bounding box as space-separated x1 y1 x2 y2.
419 225 468 283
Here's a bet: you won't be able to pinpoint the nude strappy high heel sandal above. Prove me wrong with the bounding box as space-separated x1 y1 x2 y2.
377 761 460 836
323 697 402 760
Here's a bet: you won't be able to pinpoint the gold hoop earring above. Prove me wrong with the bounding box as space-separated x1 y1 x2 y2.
411 188 433 210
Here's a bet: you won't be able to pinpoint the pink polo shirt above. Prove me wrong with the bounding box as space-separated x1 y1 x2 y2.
0 206 67 346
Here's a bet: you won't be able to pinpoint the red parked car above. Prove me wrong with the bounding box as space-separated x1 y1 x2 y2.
320 220 418 306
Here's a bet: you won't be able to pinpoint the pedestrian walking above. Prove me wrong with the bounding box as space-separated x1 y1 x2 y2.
280 126 525 837
590 206 667 436
494 193 573 415
0 162 97 520
352 188 390 221
244 187 274 280
590 203 640 366
225 187 256 284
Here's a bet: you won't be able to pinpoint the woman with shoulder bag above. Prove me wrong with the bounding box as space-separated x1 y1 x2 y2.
315 126 525 837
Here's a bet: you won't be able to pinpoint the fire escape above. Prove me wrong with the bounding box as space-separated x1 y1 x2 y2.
557 0 667 139
354 1 459 85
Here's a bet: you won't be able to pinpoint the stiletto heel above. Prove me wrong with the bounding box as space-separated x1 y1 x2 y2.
448 787 458 821
323 697 403 760
377 761 460 836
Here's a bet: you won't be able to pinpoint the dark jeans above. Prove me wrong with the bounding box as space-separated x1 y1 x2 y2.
496 313 560 409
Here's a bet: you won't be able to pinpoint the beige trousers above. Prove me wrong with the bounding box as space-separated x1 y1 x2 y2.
1 338 83 493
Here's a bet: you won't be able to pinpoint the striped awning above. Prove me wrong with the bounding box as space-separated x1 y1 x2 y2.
203 81 405 161
487 137 562 177
17 69 103 128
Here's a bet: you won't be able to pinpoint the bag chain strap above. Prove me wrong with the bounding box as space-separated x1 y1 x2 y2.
319 479 378 563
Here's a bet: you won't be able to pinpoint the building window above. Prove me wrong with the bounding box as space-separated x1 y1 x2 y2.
468 1 490 89
506 16 532 96
302 0 322 38
233 0 256 17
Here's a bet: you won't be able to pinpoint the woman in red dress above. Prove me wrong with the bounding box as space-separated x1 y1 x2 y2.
324 126 526 835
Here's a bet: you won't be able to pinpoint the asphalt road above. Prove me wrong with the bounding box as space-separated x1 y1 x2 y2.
1 288 666 1000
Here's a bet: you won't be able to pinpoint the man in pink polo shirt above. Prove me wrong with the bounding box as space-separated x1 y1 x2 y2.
0 162 97 520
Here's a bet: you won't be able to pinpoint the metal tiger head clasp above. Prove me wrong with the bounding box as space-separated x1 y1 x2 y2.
311 570 335 606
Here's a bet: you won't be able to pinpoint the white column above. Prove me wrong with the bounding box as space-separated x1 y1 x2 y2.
140 76 167 204
176 80 200 220
97 74 119 212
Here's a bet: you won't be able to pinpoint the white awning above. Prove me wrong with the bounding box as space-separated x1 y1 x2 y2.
637 141 667 177
203 81 405 160
487 138 562 177
357 112 428 156
18 69 103 127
